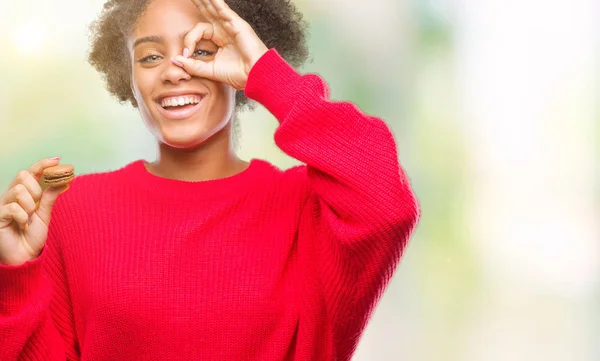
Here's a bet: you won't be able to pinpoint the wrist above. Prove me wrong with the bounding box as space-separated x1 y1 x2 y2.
245 45 269 76
244 49 303 122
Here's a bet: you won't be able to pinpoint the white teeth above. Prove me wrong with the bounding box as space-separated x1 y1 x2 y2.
161 95 202 108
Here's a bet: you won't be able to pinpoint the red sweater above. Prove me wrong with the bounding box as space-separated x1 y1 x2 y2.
0 50 419 361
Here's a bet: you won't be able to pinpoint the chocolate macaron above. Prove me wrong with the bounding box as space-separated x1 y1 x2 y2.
43 164 75 188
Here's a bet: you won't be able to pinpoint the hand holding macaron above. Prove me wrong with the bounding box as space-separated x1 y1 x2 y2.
0 158 74 266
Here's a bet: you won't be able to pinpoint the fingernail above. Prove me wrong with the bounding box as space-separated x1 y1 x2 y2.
59 184 70 194
183 48 189 58
50 156 60 160
23 223 28 232
171 58 184 67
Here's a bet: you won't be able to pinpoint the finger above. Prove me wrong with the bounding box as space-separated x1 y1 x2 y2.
201 0 219 19
210 0 236 22
36 185 68 226
27 157 61 182
208 0 248 38
191 0 215 22
7 170 43 204
183 22 214 57
0 184 37 217
0 202 29 231
172 56 215 80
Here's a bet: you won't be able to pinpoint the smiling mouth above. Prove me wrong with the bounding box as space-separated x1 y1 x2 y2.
156 94 205 120
160 95 202 109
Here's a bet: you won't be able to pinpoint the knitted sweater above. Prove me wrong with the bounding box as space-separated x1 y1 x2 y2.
0 49 419 361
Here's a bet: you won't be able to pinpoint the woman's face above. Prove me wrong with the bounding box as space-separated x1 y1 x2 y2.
129 0 236 150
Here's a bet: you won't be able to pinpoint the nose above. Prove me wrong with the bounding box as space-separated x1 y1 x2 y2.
161 60 191 84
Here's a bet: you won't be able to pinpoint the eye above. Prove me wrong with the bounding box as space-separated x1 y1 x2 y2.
138 54 162 64
192 49 215 58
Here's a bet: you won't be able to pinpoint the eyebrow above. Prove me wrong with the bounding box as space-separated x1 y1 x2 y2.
132 32 189 49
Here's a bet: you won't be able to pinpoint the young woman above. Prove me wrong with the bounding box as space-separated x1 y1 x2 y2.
0 0 420 360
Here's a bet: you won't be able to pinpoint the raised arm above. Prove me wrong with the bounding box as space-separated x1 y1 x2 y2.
245 49 420 358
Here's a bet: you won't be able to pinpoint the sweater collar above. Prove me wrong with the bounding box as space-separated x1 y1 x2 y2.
122 159 273 200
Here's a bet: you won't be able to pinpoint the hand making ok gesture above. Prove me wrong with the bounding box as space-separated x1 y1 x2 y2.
172 0 269 90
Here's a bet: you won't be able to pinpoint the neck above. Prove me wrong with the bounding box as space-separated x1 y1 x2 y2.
146 122 248 182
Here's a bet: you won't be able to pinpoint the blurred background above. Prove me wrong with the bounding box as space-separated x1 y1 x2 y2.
1 0 598 360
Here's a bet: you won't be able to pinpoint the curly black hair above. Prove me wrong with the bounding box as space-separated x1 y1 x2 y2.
88 0 309 110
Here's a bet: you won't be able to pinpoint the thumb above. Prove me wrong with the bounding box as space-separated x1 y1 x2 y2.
37 185 68 225
172 56 215 80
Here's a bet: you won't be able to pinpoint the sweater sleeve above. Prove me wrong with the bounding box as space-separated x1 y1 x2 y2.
245 49 420 358
0 221 80 360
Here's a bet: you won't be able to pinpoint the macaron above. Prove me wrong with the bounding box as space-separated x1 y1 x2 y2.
42 164 75 188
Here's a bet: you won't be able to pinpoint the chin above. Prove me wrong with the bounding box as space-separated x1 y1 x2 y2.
157 126 222 150
159 135 209 150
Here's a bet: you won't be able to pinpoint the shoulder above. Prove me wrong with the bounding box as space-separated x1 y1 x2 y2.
63 162 134 196
240 160 313 226
50 161 139 219
254 159 309 192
